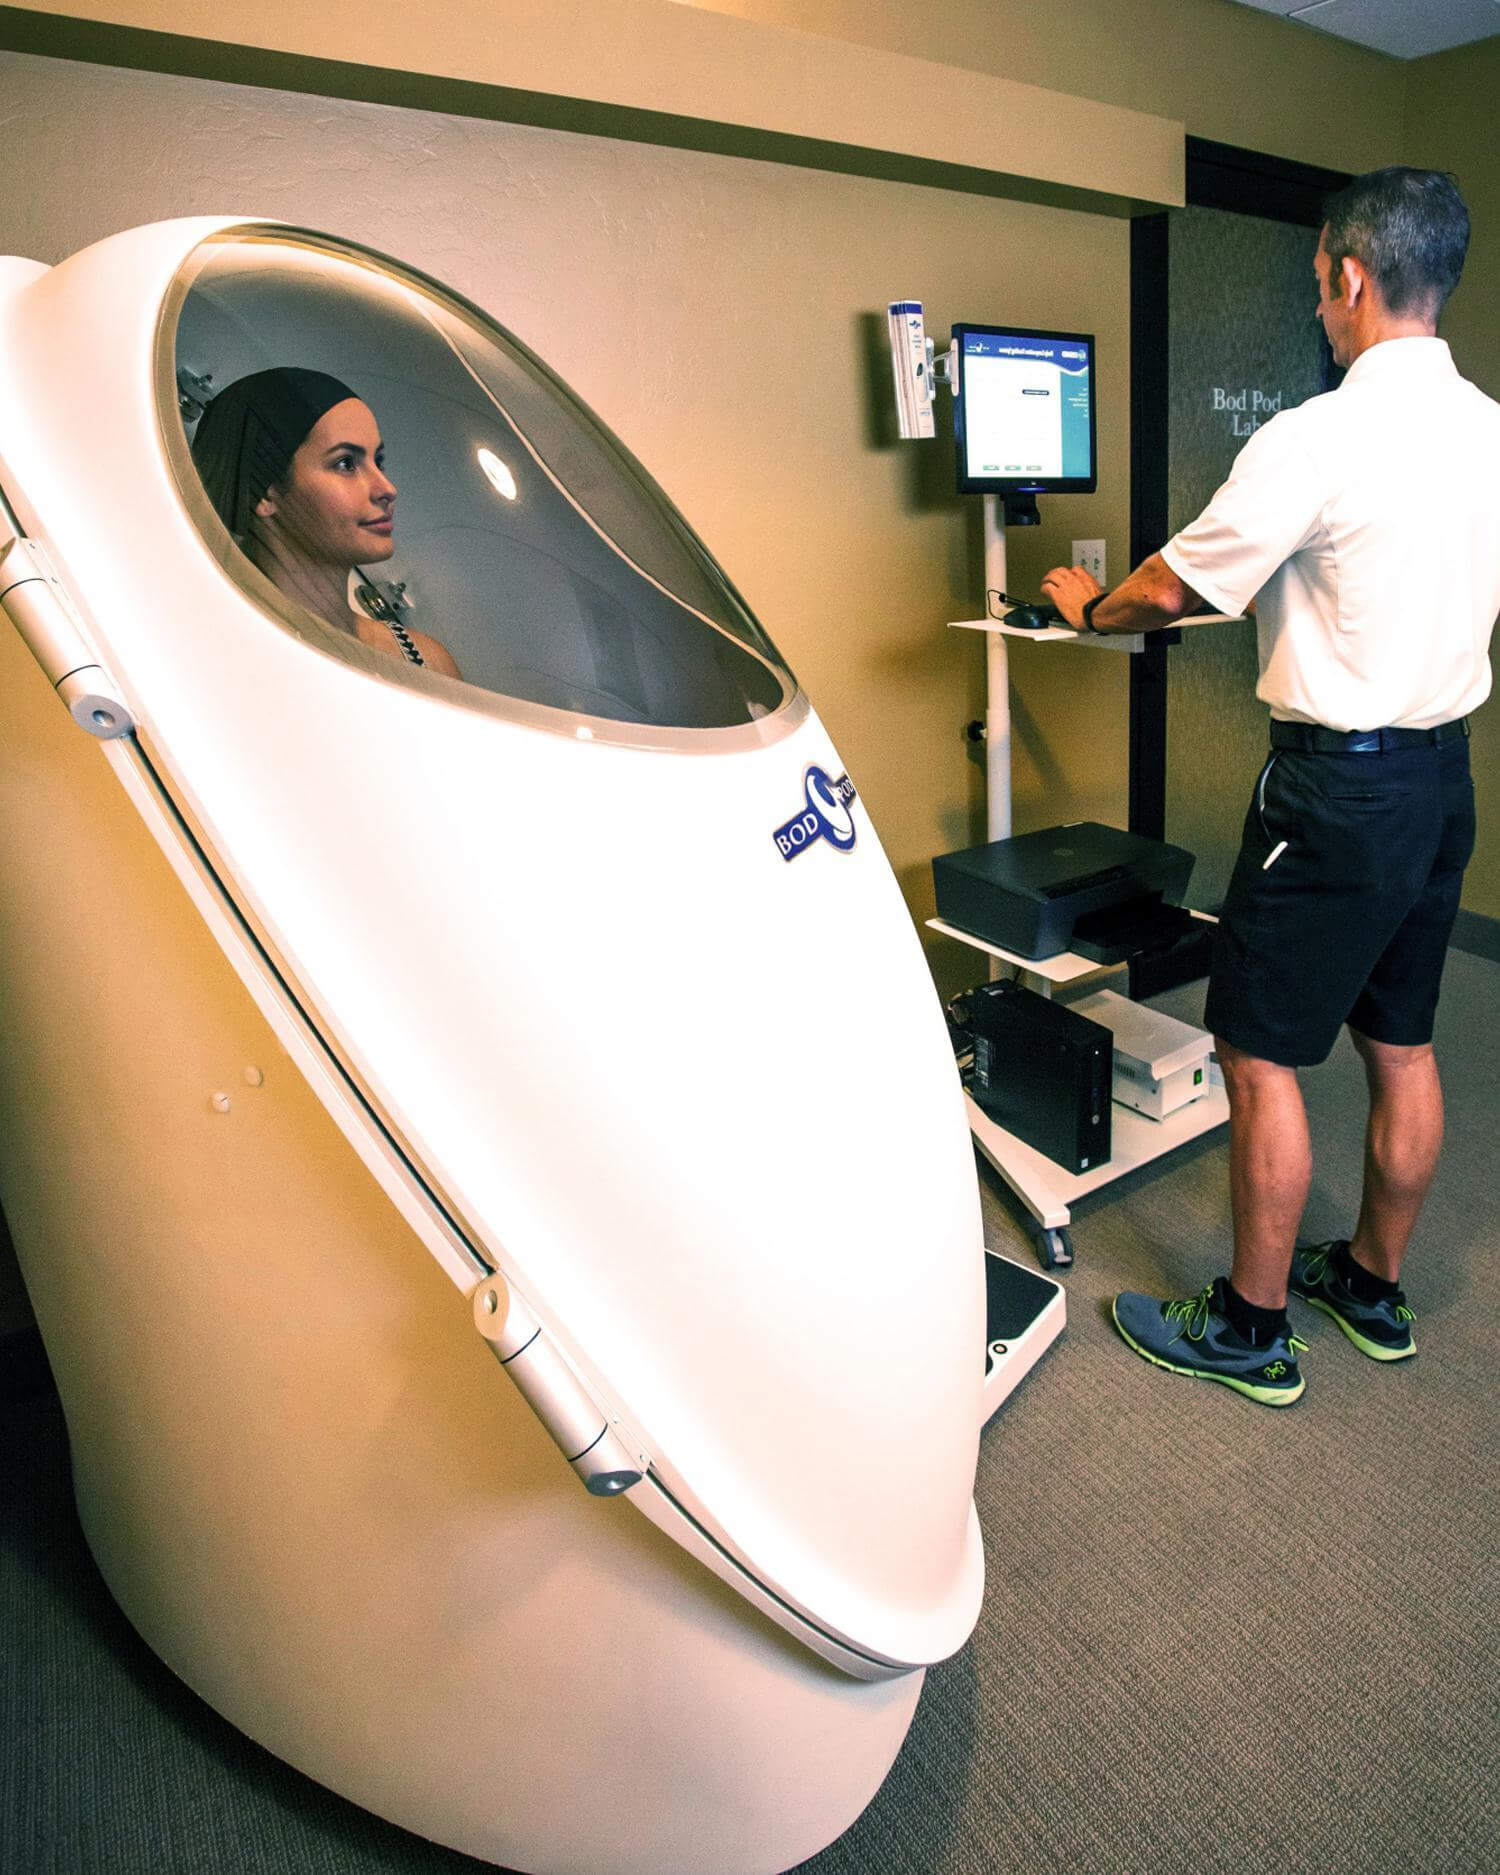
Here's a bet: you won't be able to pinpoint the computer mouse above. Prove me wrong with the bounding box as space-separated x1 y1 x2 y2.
1003 601 1062 631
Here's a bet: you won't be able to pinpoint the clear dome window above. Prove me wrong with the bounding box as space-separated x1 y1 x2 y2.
161 230 801 747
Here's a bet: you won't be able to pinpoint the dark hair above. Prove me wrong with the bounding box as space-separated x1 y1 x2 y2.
190 366 358 536
1322 167 1470 317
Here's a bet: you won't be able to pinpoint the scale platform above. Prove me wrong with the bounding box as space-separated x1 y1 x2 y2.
981 1248 1065 1422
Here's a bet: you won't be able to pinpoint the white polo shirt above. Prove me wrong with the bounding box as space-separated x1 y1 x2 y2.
1161 337 1500 730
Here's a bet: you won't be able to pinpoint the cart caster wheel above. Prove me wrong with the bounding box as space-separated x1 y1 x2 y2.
1036 1226 1073 1271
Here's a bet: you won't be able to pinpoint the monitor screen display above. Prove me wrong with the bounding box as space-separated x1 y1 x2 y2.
953 325 1097 496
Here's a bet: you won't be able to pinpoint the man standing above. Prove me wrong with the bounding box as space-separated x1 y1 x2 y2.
1041 167 1500 1405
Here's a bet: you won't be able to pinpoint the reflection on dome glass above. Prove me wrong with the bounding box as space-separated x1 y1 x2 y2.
165 231 799 743
477 449 518 502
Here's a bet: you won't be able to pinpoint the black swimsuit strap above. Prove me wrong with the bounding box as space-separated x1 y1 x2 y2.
351 576 424 668
384 618 425 667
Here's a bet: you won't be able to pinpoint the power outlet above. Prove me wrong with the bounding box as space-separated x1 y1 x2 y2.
1072 539 1106 584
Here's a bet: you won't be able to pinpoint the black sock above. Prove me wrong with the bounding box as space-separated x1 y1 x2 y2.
1332 1240 1400 1301
1219 1278 1290 1348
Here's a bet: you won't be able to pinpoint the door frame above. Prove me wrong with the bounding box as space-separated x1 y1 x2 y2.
1125 139 1350 997
1127 137 1352 842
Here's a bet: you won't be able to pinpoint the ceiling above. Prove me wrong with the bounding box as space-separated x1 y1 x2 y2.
1229 0 1500 59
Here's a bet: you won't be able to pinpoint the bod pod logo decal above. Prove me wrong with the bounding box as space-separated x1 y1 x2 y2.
774 764 859 860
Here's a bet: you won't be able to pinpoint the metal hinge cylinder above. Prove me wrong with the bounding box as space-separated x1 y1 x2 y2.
0 537 135 739
473 1275 645 1498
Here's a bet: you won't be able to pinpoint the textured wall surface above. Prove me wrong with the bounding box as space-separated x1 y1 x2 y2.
0 0 1188 212
1406 36 1500 919
0 48 1134 958
680 0 1410 173
1 18 1495 1342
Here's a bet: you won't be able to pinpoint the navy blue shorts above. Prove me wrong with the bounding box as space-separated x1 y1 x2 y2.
1203 736 1475 1068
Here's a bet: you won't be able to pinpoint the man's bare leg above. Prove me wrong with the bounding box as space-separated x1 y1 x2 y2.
1215 1038 1312 1309
1109 1034 1310 1400
1346 1028 1444 1282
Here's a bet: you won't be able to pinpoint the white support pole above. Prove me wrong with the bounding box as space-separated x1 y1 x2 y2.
981 493 1011 843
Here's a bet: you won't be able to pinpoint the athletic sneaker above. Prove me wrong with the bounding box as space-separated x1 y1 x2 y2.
1289 1240 1416 1362
1112 1277 1308 1406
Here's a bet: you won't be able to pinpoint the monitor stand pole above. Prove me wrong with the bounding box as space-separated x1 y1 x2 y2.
982 493 1011 842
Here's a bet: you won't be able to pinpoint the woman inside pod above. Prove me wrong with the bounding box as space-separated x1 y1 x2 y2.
190 365 459 676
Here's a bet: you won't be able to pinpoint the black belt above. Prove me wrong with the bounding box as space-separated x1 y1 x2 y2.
1269 717 1470 754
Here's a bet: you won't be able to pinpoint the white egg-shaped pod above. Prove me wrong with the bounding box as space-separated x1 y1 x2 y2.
0 219 986 1874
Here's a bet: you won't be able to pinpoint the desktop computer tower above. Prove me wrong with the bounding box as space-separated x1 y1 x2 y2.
966 980 1112 1174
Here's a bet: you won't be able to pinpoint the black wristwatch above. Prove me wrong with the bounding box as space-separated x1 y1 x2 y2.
1080 593 1109 634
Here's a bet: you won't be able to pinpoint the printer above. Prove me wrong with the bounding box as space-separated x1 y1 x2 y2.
932 822 1196 962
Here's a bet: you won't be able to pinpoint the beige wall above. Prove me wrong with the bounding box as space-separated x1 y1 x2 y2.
0 0 1409 181
1407 38 1500 406
0 40 1138 1332
1 8 1498 1340
1406 35 1500 917
678 2 1500 922
0 44 1135 970
681 0 1410 172
0 0 1186 211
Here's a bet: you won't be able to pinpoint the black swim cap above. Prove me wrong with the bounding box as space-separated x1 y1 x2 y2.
189 366 358 537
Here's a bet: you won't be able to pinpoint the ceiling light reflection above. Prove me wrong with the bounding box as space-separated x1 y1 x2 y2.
477 447 518 500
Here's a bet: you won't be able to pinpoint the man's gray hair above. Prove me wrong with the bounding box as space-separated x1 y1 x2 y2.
1322 167 1470 317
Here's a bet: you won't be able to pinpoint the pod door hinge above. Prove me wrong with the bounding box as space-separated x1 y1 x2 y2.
0 536 135 739
472 1275 648 1498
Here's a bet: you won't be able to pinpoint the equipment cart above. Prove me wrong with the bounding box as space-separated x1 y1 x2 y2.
937 603 1231 1271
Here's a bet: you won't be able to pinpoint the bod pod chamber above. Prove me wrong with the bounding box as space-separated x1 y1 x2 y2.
0 221 986 1874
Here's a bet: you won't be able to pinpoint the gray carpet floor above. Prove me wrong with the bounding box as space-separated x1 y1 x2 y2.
3 957 1496 1875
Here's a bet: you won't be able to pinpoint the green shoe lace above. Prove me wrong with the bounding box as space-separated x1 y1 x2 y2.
1300 1242 1336 1284
1162 1283 1217 1341
1161 1284 1307 1356
1305 1242 1416 1322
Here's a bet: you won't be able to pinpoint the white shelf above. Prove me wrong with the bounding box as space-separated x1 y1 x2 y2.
949 615 1143 652
927 914 1217 990
965 1084 1230 1234
925 917 1107 985
948 610 1242 654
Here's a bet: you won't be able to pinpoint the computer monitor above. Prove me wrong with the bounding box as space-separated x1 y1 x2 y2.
953 325 1097 505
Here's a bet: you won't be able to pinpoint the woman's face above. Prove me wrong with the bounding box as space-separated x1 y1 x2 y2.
255 398 397 566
